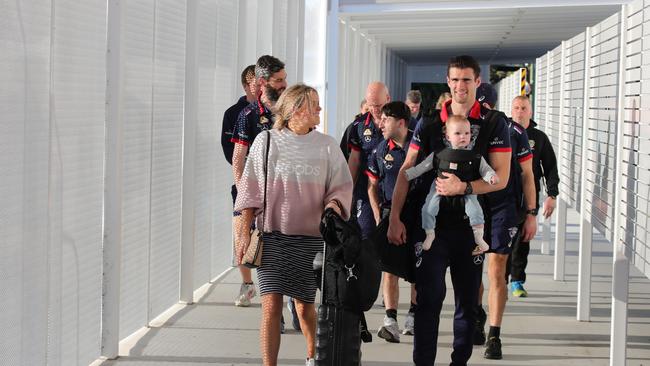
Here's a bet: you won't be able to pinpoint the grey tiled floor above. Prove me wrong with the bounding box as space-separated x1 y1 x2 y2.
102 213 650 365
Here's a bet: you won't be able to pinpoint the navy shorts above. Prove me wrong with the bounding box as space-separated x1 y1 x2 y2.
488 203 519 255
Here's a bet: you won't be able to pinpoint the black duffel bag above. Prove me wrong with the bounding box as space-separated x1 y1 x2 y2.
319 208 381 312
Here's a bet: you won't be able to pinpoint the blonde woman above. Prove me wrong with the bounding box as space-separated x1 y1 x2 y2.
235 84 353 366
436 91 452 110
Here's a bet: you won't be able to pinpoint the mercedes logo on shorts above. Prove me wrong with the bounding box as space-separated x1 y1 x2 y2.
473 254 484 265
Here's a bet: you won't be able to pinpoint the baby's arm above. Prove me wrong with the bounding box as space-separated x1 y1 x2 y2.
479 157 499 185
405 152 435 181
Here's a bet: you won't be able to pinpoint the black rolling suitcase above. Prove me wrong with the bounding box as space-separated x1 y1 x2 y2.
314 209 380 366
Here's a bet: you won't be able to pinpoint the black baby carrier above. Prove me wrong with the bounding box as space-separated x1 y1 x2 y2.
314 208 381 366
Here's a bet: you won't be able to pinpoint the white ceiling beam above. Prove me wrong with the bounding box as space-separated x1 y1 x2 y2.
340 0 630 14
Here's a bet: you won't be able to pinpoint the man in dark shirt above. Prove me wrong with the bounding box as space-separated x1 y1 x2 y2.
406 90 423 130
346 82 390 239
388 55 512 365
367 101 417 342
509 95 559 296
474 85 537 359
231 55 287 308
221 65 257 165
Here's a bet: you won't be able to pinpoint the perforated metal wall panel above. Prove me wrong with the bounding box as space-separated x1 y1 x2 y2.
148 0 186 321
119 0 155 339
1 2 51 365
622 0 650 278
561 32 587 210
205 0 239 281
586 12 620 243
50 1 106 364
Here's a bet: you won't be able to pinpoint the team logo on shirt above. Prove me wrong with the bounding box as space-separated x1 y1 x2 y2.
260 116 269 124
384 153 394 170
363 128 373 142
529 139 535 149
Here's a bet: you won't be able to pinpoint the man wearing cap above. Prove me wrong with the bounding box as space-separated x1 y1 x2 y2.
475 84 537 359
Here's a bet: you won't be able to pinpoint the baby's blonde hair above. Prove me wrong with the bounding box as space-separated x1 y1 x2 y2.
446 114 470 129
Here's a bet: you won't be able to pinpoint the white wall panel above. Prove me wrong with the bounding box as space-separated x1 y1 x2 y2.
622 0 650 278
546 45 563 150
0 2 51 365
119 0 155 339
561 32 587 210
148 0 186 321
585 12 620 243
495 69 522 113
535 54 548 126
206 0 239 281
50 1 106 364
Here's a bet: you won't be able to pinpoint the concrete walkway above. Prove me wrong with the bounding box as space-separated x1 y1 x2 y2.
102 216 650 366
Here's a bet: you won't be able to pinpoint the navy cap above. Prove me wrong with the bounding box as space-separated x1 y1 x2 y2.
476 83 497 108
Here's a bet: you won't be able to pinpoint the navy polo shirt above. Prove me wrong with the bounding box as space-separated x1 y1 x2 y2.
366 133 412 206
347 112 384 196
231 98 273 150
410 100 511 155
221 96 250 165
509 120 532 164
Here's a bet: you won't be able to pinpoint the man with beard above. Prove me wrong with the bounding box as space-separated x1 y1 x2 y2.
231 55 287 308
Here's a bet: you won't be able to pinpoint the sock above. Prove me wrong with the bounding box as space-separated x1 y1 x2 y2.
488 326 501 339
386 309 397 320
409 302 418 314
422 231 435 250
472 227 489 252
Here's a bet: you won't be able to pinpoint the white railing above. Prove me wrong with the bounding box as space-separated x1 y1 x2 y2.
535 2 650 364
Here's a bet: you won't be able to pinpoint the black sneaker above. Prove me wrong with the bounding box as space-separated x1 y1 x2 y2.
473 306 487 345
484 337 502 359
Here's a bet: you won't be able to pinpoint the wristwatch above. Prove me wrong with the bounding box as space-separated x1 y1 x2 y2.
527 208 538 216
464 182 473 195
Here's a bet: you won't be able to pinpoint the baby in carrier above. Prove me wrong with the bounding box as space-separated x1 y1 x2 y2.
405 115 498 254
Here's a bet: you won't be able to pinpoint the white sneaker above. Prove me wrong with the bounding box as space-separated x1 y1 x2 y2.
402 312 415 335
378 316 400 343
305 357 315 366
234 283 256 307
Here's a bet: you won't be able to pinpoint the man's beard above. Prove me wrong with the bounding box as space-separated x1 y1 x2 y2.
265 85 284 103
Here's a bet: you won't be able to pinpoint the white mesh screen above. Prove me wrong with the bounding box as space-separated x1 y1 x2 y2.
119 0 155 339
50 1 106 364
148 0 186 321
1 2 51 365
